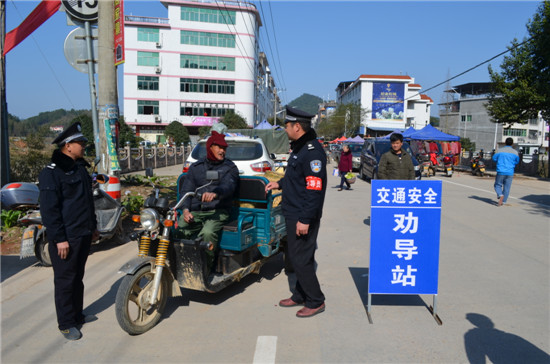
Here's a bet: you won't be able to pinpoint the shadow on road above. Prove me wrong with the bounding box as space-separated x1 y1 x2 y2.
1 255 38 283
464 313 550 364
349 267 429 315
468 195 499 206
162 253 285 319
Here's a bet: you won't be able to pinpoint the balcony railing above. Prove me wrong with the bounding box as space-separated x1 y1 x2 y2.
125 15 169 24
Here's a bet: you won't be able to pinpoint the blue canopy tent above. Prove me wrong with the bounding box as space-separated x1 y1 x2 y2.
254 119 274 129
346 135 364 143
408 124 460 141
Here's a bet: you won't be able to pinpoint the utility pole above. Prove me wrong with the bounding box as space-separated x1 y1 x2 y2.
0 0 10 186
97 0 119 175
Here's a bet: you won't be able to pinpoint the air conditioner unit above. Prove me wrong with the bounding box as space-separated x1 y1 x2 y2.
155 41 162 48
155 67 162 74
154 115 161 122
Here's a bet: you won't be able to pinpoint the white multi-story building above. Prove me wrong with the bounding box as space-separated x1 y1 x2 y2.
335 75 433 136
123 0 278 142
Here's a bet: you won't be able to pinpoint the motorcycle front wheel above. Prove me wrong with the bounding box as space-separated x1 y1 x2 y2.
35 237 52 267
115 265 168 335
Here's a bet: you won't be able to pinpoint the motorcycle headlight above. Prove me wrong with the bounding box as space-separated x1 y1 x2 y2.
140 208 160 231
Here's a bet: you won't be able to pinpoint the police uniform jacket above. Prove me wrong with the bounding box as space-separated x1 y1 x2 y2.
278 129 327 224
39 149 97 244
180 158 239 212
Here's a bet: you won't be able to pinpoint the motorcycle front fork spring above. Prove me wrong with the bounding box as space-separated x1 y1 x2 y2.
155 238 170 267
138 235 151 257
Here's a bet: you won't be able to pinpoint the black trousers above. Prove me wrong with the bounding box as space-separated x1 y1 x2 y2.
49 235 92 330
285 219 325 309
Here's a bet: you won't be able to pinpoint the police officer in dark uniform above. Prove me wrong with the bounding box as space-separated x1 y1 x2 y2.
39 122 99 340
266 106 327 318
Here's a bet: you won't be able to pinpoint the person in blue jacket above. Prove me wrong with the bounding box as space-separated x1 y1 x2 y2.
39 122 99 341
265 106 327 318
178 131 239 270
492 137 520 206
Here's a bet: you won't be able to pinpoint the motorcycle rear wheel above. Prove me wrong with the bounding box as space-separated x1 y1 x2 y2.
115 265 168 335
35 237 52 267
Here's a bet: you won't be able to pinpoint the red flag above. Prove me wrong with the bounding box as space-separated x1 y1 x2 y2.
3 0 61 56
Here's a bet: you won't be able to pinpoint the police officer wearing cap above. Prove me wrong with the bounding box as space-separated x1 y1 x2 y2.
39 122 99 340
266 106 327 318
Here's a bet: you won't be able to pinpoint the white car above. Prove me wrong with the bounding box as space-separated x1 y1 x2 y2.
182 136 275 175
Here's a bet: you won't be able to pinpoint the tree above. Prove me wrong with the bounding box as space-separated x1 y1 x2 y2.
118 117 142 148
221 110 248 129
487 2 549 126
317 104 368 139
164 121 190 145
430 116 440 127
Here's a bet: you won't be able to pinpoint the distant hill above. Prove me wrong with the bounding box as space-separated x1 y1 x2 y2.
8 109 91 137
287 93 324 115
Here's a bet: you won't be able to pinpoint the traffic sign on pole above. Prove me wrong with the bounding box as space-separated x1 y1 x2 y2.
62 0 98 22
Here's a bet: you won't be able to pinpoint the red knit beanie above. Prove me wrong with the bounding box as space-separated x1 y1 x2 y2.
206 131 228 161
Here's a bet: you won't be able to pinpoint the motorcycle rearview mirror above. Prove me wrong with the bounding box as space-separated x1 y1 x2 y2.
205 170 219 181
96 174 110 184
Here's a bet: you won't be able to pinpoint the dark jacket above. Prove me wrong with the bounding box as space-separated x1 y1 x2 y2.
278 129 327 224
39 149 96 243
338 150 353 172
180 158 239 212
378 149 415 180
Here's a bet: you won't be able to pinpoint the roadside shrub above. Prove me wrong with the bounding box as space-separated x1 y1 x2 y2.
122 193 144 214
1 210 24 231
10 151 50 182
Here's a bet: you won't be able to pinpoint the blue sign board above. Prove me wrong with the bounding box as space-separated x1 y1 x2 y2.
372 82 405 121
369 180 442 294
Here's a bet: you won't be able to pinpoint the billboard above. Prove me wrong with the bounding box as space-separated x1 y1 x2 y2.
372 82 405 121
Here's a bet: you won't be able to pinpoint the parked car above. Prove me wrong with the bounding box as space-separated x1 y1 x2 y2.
182 136 275 175
358 139 422 181
348 143 363 171
329 144 342 163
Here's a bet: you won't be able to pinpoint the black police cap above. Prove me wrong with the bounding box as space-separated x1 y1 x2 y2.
285 106 315 124
52 122 88 146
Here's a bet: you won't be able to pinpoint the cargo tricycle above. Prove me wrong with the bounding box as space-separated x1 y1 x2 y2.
115 170 286 335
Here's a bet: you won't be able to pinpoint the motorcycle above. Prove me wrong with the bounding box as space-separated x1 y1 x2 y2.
442 154 454 177
115 170 286 335
19 173 125 267
418 153 436 177
470 155 486 177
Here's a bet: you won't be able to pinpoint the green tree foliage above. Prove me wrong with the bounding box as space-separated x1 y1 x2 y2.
198 126 210 139
221 110 248 129
8 109 90 137
317 104 368 139
487 2 549 126
430 116 440 127
288 93 323 115
164 121 190 145
118 116 143 148
461 137 476 152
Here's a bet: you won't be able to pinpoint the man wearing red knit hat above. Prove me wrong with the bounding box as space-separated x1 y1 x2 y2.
178 131 239 271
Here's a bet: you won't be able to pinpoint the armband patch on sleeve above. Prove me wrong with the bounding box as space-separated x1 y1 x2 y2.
305 176 323 191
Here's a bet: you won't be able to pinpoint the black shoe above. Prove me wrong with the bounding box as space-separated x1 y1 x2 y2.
60 327 82 341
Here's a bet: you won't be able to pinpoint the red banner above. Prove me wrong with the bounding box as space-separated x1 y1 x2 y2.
3 0 61 56
114 0 125 66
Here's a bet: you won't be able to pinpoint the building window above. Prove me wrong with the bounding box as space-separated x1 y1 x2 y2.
138 76 159 90
137 27 159 42
180 54 235 71
461 115 472 122
180 102 234 117
181 31 235 48
180 78 235 94
138 100 159 115
529 118 538 125
503 128 527 137
181 6 236 25
137 51 159 67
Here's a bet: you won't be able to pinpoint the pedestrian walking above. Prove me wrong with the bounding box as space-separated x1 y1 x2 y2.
337 144 352 191
378 133 415 180
265 106 327 318
493 137 520 206
39 122 99 341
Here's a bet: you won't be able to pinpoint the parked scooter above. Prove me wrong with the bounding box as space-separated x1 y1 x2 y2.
418 153 436 177
19 173 125 266
442 154 454 177
470 155 486 176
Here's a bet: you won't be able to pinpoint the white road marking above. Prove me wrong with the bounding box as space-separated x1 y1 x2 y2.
253 336 277 364
433 177 549 208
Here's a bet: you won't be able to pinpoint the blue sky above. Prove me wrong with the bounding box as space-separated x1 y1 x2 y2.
4 0 542 120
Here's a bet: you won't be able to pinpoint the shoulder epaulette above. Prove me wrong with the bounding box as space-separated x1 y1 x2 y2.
47 163 56 170
307 143 315 150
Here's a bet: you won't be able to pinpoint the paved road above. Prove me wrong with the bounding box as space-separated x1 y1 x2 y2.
2 168 549 363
